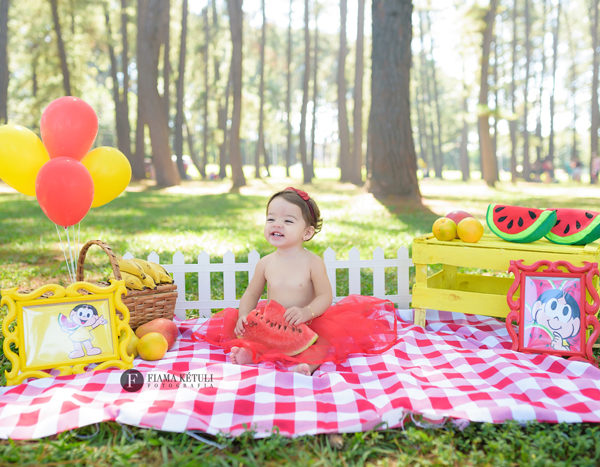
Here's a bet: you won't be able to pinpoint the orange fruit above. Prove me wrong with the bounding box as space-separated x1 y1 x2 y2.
457 217 484 243
432 217 457 241
136 332 168 361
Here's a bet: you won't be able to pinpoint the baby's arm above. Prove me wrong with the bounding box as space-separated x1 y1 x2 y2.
235 258 267 336
284 254 333 326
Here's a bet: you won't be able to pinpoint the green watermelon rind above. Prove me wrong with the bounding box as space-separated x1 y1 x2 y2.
288 332 318 355
545 210 600 245
486 204 557 243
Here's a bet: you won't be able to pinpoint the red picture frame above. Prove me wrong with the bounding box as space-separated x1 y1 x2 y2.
506 260 600 365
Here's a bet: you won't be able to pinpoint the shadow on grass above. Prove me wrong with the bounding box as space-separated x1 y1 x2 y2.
371 192 439 240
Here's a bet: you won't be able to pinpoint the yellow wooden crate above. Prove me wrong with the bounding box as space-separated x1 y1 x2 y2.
411 233 600 327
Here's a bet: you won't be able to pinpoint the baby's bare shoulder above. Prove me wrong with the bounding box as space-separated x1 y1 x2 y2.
306 250 326 267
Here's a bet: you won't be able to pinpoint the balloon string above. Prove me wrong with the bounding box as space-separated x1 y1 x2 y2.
76 222 80 263
70 224 76 281
76 222 81 274
55 224 74 283
65 226 76 284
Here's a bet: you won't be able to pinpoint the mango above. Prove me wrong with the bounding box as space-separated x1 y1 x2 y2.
135 318 178 349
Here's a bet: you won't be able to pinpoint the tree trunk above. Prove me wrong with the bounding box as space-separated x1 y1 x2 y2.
590 0 600 183
417 10 435 177
509 0 518 182
137 0 180 187
219 68 231 179
367 0 420 199
49 0 71 95
133 0 147 180
184 113 204 176
174 0 189 180
0 0 8 124
492 32 498 161
459 90 470 181
522 0 532 179
565 6 579 165
548 0 561 167
163 3 171 121
414 80 429 177
103 4 131 163
478 0 498 187
309 1 320 180
211 0 228 180
32 50 38 97
350 0 365 185
227 0 246 189
299 0 311 184
338 0 350 182
119 0 132 161
285 0 293 177
201 6 209 179
426 9 444 179
534 0 548 169
254 0 266 178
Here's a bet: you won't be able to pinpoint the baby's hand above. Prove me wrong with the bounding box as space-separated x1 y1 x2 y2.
284 306 311 326
235 315 248 337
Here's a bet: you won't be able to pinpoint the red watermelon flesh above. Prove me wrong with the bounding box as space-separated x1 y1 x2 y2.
242 301 318 356
545 208 600 245
526 326 552 349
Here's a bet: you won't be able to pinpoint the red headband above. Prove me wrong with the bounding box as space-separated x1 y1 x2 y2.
285 187 316 223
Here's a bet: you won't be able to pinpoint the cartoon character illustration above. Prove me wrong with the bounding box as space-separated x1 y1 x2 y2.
58 304 107 359
530 288 581 351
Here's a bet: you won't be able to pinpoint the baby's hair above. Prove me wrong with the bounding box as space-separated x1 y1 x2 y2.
267 188 323 239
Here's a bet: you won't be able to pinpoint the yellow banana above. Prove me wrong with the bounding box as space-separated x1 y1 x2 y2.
110 271 145 290
150 262 173 284
132 258 161 283
118 258 147 279
140 272 157 289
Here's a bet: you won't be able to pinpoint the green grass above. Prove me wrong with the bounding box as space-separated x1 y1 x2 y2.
2 175 600 465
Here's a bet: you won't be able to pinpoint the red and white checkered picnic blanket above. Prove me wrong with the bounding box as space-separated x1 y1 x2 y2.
1 309 600 440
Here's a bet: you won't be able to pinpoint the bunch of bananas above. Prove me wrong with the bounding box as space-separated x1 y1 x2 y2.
110 257 174 290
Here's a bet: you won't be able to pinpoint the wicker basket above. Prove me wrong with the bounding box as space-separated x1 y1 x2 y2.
76 239 178 330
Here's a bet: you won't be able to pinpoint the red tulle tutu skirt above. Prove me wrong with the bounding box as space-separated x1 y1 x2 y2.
192 295 399 365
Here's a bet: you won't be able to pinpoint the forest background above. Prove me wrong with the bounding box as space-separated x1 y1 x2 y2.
0 0 599 199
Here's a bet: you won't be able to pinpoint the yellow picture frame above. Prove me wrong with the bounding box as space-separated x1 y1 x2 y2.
1 280 134 386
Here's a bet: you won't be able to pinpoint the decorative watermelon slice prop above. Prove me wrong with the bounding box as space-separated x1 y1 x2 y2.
486 204 556 243
241 301 318 356
525 325 553 349
544 208 600 245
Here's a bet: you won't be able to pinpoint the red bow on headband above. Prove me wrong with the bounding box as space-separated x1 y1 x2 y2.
285 187 310 201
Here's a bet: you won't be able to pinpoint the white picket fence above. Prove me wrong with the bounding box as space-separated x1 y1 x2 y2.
125 247 412 319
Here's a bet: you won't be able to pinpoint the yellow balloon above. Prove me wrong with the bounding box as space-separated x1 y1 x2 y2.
81 146 132 207
0 124 50 196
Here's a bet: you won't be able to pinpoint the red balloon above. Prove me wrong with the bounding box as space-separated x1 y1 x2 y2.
35 158 94 227
40 96 98 160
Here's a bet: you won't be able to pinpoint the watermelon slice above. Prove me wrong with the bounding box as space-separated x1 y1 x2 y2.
545 208 600 245
486 204 556 243
525 325 553 349
242 301 318 356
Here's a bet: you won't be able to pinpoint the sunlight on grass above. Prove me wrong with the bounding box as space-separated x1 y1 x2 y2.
3 176 600 464
2 175 600 288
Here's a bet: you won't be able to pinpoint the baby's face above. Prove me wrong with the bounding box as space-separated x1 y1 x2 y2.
264 197 312 248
